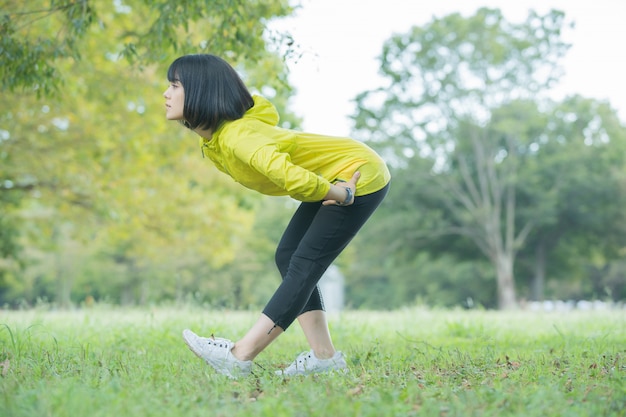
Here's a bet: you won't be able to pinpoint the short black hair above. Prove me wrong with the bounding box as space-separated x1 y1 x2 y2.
167 54 254 131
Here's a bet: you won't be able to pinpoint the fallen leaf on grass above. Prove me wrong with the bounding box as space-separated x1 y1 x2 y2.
347 385 364 396
248 389 264 402
505 355 520 369
0 359 9 377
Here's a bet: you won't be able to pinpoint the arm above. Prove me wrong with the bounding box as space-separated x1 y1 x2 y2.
234 134 361 204
322 171 361 206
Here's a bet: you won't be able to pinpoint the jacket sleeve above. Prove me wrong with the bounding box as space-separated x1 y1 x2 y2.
247 144 331 201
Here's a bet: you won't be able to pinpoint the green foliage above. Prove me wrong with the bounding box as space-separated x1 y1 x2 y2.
3 3 626 309
348 250 496 309
513 96 626 301
353 8 571 161
1 308 624 416
0 0 295 96
0 0 299 307
0 173 24 299
350 8 626 308
0 0 94 96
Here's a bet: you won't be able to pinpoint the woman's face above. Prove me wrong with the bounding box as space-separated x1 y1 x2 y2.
163 80 185 121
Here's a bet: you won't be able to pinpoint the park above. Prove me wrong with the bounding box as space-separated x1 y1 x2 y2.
1 1 625 416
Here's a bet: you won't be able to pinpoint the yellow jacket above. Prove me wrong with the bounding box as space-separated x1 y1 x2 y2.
200 95 390 202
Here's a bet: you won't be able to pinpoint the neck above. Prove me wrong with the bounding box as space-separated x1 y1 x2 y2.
194 127 213 139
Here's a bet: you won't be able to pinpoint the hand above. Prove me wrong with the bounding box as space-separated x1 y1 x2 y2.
322 171 361 206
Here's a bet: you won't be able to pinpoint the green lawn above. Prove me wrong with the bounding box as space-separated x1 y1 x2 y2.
1 307 624 417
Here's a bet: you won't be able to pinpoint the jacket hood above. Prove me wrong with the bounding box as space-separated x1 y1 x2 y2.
245 95 279 126
200 95 279 151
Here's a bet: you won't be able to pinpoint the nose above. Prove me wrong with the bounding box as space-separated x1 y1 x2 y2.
163 87 169 98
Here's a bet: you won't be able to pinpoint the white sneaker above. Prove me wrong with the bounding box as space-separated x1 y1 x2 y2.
276 350 348 376
182 329 252 379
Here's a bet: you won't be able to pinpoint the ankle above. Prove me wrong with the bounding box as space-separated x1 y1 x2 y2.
231 344 255 362
312 348 336 360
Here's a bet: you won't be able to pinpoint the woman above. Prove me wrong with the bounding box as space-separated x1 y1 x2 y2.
164 54 390 378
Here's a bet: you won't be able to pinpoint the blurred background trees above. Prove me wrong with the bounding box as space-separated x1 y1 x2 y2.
350 8 626 309
0 0 298 307
1 3 625 309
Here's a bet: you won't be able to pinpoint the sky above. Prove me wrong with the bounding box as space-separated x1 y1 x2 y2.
270 0 626 136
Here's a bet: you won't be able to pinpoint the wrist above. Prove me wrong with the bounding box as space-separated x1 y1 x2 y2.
338 186 353 206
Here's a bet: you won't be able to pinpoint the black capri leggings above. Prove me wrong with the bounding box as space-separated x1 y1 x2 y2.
262 182 390 330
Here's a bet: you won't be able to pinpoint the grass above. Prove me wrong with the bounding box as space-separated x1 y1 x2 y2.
0 306 624 417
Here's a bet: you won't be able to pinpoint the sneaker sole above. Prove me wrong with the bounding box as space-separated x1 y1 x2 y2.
276 362 349 376
278 367 348 376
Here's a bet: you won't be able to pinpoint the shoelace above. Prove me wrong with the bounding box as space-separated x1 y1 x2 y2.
200 336 231 350
296 351 313 366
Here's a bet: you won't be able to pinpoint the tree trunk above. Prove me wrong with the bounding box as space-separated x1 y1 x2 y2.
139 277 149 305
56 265 73 309
530 241 546 301
496 254 517 309
55 250 73 309
120 260 137 306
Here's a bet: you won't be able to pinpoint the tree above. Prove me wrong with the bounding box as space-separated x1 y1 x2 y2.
1 0 295 95
515 96 626 301
0 0 300 306
353 9 572 309
0 189 22 301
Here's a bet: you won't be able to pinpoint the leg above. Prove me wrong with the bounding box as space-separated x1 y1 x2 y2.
230 309 337 361
231 314 283 361
274 201 327 314
232 202 325 361
212 184 389 365
274 203 337 359
297 310 336 359
264 185 389 330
